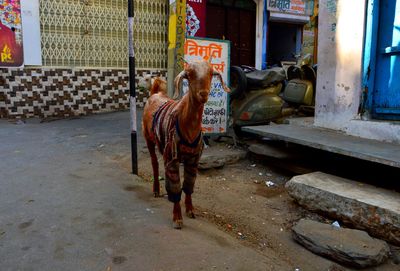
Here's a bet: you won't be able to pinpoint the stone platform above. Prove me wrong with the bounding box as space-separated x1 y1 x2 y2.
243 124 400 168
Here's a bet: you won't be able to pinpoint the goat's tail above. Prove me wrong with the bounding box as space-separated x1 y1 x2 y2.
149 77 167 96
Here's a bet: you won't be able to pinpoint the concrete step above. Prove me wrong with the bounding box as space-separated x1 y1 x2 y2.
248 143 298 160
243 124 400 168
286 172 400 245
248 143 312 175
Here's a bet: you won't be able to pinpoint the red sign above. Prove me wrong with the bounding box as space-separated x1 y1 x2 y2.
0 0 23 67
186 0 206 37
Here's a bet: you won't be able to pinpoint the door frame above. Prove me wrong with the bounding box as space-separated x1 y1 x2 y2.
362 0 400 119
206 0 263 69
254 0 265 70
362 0 380 117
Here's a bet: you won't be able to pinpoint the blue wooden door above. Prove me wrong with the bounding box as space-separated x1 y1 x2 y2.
372 0 400 119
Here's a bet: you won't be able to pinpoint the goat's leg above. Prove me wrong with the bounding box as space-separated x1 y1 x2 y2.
165 158 183 229
184 194 195 219
173 202 183 229
182 154 200 219
146 139 160 197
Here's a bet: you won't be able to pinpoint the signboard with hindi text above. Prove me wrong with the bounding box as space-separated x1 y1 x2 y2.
267 0 314 16
183 37 230 135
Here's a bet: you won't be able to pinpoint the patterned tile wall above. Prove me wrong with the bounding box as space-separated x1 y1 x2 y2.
0 68 166 119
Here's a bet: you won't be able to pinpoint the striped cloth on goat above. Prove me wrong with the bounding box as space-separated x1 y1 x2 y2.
152 100 203 203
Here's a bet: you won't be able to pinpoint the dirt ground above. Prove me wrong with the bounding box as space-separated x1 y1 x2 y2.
116 137 399 271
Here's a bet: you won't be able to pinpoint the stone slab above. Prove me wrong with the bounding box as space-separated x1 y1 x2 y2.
286 172 400 245
199 146 246 170
242 124 400 168
293 219 390 268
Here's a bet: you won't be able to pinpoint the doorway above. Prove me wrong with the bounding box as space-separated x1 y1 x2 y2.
206 0 257 67
267 22 302 66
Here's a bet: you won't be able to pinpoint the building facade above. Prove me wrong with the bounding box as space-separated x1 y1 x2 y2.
0 0 168 119
1 0 319 120
202 0 317 69
315 0 400 143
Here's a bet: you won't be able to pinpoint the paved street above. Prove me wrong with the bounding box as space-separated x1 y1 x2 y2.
0 111 285 271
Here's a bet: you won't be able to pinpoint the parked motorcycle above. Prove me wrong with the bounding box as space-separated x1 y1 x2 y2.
229 55 317 135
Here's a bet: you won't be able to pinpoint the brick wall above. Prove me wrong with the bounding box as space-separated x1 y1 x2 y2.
0 68 166 119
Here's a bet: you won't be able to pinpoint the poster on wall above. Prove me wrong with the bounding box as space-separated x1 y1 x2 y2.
301 1 318 63
301 30 315 55
186 0 206 37
183 37 230 134
0 0 24 67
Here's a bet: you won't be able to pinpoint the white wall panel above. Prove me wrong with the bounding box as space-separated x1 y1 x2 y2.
21 0 42 66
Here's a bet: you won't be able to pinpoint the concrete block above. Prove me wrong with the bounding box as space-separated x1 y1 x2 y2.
199 147 246 170
286 172 400 245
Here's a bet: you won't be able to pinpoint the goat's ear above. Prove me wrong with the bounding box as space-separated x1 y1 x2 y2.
173 70 188 99
213 71 231 93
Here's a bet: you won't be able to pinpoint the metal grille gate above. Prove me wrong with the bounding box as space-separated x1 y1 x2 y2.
40 0 168 69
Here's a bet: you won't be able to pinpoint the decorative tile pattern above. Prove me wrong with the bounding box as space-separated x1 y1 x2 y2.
0 68 167 119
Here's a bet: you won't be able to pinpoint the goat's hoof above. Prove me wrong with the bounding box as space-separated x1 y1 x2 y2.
186 210 196 219
173 219 183 229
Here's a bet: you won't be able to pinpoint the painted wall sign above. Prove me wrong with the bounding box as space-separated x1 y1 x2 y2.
325 0 337 43
167 0 187 96
267 0 314 16
183 37 230 134
186 0 206 37
0 0 23 67
174 0 186 75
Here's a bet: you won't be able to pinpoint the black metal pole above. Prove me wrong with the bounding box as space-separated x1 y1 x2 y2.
128 0 138 175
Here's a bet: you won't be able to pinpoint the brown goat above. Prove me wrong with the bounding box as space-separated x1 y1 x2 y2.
142 60 230 229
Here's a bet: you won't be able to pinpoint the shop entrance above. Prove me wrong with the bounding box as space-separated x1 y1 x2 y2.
206 0 256 67
267 22 302 66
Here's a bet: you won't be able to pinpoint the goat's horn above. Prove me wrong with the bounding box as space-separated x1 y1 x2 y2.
213 71 231 93
173 70 187 99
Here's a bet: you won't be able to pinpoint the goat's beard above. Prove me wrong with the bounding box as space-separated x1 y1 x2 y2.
196 92 209 104
198 96 208 103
